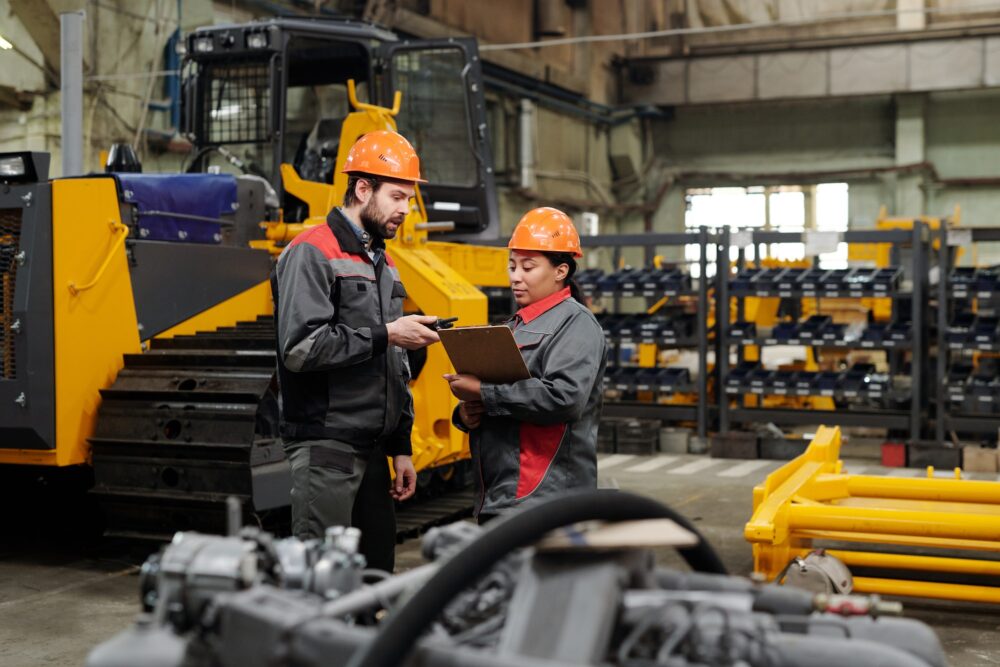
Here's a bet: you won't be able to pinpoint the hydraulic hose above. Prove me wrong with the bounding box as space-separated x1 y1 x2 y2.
346 489 726 667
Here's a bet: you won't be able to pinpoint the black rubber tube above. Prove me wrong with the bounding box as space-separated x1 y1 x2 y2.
346 489 726 667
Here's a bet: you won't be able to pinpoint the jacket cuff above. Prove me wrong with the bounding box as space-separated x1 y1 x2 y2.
384 436 412 457
481 383 511 417
452 404 470 433
371 324 389 355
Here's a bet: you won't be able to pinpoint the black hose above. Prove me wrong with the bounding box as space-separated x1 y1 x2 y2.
346 489 726 667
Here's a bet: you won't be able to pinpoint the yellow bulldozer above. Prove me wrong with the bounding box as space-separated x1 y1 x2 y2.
0 17 510 538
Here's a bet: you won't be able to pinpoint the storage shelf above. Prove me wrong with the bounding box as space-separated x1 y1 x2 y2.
585 288 699 298
608 337 704 347
603 402 704 421
729 289 908 299
943 413 1000 433
728 407 911 429
732 338 911 350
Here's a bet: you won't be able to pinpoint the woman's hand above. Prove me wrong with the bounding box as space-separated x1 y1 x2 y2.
458 400 485 429
444 373 483 402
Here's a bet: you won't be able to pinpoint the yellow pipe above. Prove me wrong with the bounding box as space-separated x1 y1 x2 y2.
798 549 1000 577
787 504 1000 541
845 475 1000 504
793 529 1000 553
852 576 1000 604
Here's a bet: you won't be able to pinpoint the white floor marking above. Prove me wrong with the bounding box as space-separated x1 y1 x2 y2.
717 460 772 478
625 456 680 473
668 458 723 475
887 468 920 477
597 454 637 471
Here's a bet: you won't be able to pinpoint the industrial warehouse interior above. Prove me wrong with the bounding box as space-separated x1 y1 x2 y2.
2 1 1000 666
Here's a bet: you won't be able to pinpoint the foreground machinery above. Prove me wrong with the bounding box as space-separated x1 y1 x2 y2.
0 18 509 538
88 490 947 667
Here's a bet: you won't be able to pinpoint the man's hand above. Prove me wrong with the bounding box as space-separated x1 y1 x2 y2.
387 315 440 350
458 400 485 429
390 455 417 501
444 373 483 402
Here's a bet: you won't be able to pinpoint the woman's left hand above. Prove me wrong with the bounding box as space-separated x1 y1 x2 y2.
444 373 482 402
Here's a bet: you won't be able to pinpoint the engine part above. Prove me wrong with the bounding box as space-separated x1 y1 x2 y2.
88 491 948 667
779 549 854 594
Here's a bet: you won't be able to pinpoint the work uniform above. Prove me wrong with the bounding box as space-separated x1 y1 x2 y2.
455 287 607 519
272 208 412 571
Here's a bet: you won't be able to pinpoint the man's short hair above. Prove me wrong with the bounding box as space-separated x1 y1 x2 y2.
343 174 381 207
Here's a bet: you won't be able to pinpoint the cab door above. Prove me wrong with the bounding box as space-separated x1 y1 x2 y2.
381 38 499 240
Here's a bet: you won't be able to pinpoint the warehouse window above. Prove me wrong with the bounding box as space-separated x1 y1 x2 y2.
684 183 849 277
391 48 478 187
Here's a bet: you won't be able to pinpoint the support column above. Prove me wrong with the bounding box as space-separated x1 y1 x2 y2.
894 94 927 217
60 11 84 177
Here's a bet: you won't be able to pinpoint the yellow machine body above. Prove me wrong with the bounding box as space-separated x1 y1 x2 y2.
746 426 1000 604
2 84 506 478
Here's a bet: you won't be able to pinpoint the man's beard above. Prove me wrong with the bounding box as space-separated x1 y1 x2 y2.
360 197 404 241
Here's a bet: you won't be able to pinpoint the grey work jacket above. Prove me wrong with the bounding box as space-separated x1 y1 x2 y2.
455 288 607 516
271 209 413 456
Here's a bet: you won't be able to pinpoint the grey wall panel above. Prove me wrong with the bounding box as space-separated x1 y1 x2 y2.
984 37 1000 86
757 51 828 100
688 55 756 103
623 60 687 106
910 39 982 91
830 45 907 96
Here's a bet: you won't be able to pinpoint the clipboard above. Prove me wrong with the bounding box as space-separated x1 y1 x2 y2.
438 325 531 384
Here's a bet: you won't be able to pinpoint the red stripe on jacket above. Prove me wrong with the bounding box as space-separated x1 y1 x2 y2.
288 224 367 262
516 422 567 499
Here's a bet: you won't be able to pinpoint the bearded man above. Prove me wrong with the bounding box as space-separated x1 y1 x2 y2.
271 130 439 571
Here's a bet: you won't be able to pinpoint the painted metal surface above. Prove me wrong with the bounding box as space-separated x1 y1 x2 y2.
746 425 1000 603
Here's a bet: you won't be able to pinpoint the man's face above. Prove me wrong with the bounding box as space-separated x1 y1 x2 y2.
359 180 415 241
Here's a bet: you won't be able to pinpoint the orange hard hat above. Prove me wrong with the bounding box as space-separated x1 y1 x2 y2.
342 130 426 183
508 207 583 258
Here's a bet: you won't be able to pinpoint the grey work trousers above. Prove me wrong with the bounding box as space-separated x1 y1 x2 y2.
282 438 397 572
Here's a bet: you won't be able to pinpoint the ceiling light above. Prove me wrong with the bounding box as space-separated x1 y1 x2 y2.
0 34 13 50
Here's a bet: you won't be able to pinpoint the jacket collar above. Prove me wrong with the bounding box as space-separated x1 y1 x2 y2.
326 207 386 257
516 286 572 324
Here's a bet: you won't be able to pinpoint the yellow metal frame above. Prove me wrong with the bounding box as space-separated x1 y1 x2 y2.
746 426 1000 604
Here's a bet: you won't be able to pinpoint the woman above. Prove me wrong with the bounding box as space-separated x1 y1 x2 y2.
446 207 608 522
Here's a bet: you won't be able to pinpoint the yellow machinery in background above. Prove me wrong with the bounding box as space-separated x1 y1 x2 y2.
746 426 1000 604
0 18 508 538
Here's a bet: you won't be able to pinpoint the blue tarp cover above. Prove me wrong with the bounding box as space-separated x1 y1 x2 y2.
113 173 238 244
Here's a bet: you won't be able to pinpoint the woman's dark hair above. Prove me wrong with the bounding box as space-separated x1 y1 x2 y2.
543 251 584 303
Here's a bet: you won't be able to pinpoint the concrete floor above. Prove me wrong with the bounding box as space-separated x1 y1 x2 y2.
2 453 999 666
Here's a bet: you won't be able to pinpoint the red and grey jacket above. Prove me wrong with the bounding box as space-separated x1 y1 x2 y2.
271 208 412 456
455 287 607 516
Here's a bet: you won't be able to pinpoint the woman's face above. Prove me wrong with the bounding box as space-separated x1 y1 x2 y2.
508 250 569 307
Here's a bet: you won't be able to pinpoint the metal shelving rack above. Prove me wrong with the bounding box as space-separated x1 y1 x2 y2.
935 226 1000 442
584 229 715 442
717 225 928 443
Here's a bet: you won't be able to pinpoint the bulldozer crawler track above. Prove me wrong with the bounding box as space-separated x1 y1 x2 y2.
91 317 472 543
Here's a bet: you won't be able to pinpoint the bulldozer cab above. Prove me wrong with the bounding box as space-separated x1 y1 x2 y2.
182 18 498 239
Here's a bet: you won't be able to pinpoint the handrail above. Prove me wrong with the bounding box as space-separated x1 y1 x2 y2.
347 79 401 117
68 221 129 295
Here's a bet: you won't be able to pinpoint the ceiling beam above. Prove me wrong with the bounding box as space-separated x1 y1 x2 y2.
8 0 90 76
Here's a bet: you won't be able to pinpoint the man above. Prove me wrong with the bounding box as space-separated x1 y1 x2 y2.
272 130 439 571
